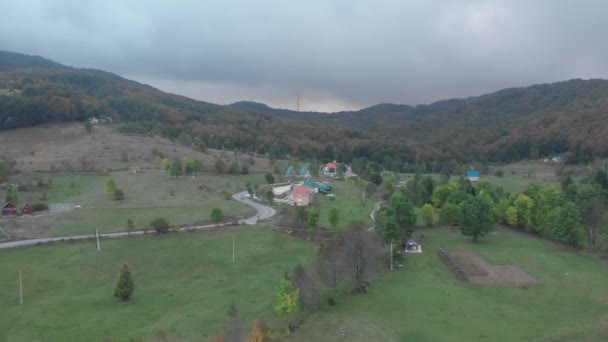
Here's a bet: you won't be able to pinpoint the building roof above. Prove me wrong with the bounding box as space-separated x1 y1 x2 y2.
326 160 339 169
286 166 294 176
293 185 312 195
3 202 16 209
299 166 308 175
467 171 480 177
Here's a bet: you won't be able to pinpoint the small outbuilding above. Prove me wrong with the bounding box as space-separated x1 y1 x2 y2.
21 203 33 215
2 202 18 216
467 170 480 182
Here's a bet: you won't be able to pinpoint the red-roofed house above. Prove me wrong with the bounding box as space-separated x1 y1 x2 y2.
293 185 312 206
324 160 339 175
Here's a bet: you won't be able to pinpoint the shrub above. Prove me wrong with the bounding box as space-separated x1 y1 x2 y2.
113 189 124 200
151 218 170 234
113 264 135 301
32 202 49 212
494 168 504 177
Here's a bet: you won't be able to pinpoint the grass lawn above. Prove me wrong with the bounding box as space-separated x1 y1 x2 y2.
315 180 376 229
18 170 266 236
289 226 608 342
0 227 316 341
482 174 557 194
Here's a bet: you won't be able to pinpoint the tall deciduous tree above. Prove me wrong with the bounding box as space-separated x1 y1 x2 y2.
553 201 585 247
440 203 461 231
390 193 416 231
113 264 135 301
421 203 435 227
460 196 495 241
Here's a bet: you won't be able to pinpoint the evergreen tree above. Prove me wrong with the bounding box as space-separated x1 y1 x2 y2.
328 207 339 228
113 264 135 301
104 178 117 195
308 207 320 232
5 184 18 203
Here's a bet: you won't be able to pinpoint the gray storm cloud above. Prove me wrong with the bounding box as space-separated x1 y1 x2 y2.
1 0 608 111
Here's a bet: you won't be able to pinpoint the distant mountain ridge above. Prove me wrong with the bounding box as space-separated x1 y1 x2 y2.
2 49 608 164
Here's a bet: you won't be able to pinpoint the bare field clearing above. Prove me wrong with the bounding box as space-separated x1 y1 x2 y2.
0 123 270 173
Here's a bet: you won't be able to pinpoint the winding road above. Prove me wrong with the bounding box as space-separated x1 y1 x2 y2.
0 191 277 251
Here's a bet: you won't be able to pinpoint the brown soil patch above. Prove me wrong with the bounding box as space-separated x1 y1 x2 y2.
440 250 539 286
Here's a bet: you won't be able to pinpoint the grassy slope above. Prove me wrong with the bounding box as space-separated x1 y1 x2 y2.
0 227 316 341
316 180 376 229
23 170 266 236
290 227 608 342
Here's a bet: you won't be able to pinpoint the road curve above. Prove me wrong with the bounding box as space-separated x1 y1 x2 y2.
232 191 276 224
0 192 276 251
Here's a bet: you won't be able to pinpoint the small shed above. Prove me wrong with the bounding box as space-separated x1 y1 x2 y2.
292 185 313 206
285 166 294 176
21 203 33 215
467 171 480 182
299 166 308 176
2 202 18 216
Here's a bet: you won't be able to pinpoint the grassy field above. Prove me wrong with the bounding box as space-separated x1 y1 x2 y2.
315 180 376 229
7 170 268 237
0 227 316 341
290 226 608 342
481 174 557 194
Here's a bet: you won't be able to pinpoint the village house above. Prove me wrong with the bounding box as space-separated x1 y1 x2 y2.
21 203 33 215
2 202 18 216
292 185 313 206
324 160 339 175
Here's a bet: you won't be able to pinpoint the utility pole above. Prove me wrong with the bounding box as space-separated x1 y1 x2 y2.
19 269 23 305
95 228 100 252
232 234 235 263
390 241 393 271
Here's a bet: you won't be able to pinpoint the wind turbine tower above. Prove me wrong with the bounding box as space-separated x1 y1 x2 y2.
296 93 300 112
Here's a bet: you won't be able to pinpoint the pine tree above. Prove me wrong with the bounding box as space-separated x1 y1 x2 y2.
113 264 135 301
328 207 339 228
104 178 117 195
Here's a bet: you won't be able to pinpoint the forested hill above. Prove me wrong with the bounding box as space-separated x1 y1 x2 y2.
231 79 608 164
0 51 427 164
2 50 608 165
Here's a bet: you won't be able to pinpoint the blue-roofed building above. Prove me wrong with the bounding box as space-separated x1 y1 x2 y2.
286 166 294 176
299 166 308 176
467 170 480 182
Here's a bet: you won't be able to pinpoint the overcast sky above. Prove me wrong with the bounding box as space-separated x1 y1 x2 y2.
1 0 608 112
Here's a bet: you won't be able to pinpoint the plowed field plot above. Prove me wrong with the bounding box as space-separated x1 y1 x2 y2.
442 251 539 285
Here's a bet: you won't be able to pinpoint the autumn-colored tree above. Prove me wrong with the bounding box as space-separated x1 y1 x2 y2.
247 321 268 342
273 278 299 318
